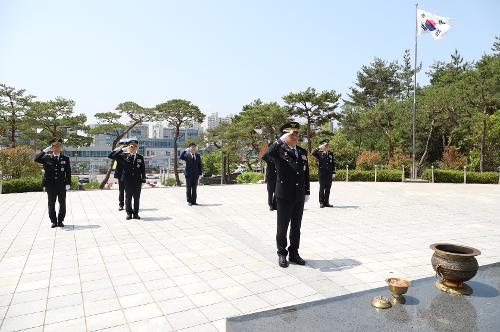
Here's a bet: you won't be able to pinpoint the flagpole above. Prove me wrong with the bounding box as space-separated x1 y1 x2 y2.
412 3 418 179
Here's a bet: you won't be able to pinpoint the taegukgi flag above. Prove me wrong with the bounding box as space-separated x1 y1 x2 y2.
417 9 451 40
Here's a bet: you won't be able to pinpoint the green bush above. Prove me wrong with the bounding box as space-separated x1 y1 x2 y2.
422 169 498 184
82 182 101 190
70 176 79 190
236 172 264 184
2 177 43 194
163 178 177 186
309 170 318 182
333 169 402 182
377 170 403 182
467 172 499 184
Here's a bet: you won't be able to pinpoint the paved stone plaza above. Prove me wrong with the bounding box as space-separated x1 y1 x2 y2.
0 182 499 331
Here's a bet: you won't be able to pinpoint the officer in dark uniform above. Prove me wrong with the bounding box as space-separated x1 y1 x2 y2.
109 139 146 220
312 139 336 208
180 143 203 206
263 122 310 268
108 139 129 211
35 138 72 228
262 147 277 211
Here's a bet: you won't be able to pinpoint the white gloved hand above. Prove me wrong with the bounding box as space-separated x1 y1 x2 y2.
304 195 310 203
65 185 70 191
279 131 292 142
332 174 336 179
185 148 190 152
113 146 122 152
43 146 52 153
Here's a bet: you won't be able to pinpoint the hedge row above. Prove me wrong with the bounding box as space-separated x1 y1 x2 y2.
422 169 498 184
236 172 264 184
310 169 402 182
333 169 402 182
2 176 87 194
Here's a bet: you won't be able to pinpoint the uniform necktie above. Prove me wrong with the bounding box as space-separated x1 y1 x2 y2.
292 148 298 158
192 153 195 160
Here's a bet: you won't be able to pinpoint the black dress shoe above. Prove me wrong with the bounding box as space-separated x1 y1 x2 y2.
57 222 65 228
269 205 274 211
320 203 325 208
118 206 124 211
325 203 333 207
192 203 198 206
188 202 192 206
289 254 306 265
133 214 141 219
51 223 57 228
278 255 289 268
126 214 132 220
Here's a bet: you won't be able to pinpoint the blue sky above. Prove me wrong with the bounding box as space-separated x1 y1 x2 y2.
1 0 498 122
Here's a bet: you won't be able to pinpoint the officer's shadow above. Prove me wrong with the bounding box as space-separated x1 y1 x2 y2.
306 258 362 272
140 216 172 222
331 205 359 209
194 203 223 207
64 224 101 231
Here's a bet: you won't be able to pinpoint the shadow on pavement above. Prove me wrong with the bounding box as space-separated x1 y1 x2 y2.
64 224 101 231
306 258 362 272
140 216 172 222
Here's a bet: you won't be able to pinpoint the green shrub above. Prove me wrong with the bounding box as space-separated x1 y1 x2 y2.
2 177 43 194
163 178 177 186
82 182 101 190
422 169 498 184
332 169 402 182
70 176 79 190
377 170 403 182
236 172 264 184
467 172 499 184
309 170 318 182
334 170 346 181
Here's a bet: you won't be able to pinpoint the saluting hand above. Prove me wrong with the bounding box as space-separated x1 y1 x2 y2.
279 131 292 143
43 146 52 153
65 185 70 191
113 146 122 152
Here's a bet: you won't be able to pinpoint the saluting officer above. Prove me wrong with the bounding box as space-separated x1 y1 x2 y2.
35 138 71 228
312 139 336 208
180 142 203 206
109 139 146 220
108 138 129 211
263 122 310 268
262 148 277 211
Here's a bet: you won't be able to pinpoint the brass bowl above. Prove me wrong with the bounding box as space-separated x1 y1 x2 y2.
430 243 481 295
386 278 410 304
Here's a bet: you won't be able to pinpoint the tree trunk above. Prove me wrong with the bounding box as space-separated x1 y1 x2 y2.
173 126 180 186
417 115 435 174
306 121 312 153
99 139 120 189
10 109 16 148
386 130 393 161
479 114 486 172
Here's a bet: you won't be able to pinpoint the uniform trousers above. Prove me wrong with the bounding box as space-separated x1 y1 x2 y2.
318 175 332 204
125 181 142 215
47 186 66 223
276 195 305 256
